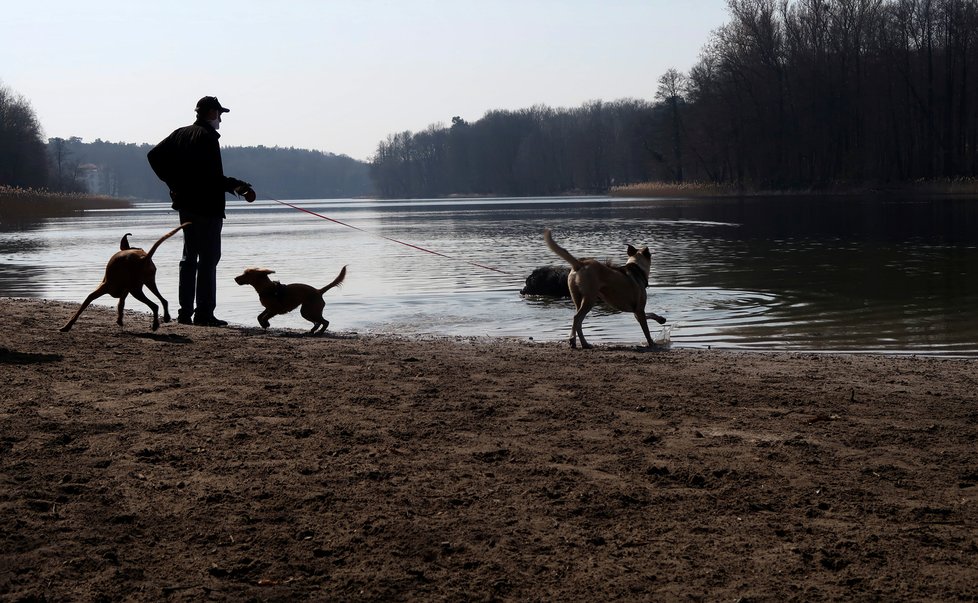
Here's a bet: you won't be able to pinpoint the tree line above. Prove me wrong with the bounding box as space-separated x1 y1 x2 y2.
1 80 374 200
7 1 978 199
370 102 667 198
370 0 978 196
46 138 375 200
0 82 48 188
677 0 978 188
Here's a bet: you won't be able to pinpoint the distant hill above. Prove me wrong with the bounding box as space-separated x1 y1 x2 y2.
47 138 375 200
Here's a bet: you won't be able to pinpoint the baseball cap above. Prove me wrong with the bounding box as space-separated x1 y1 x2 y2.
195 96 230 113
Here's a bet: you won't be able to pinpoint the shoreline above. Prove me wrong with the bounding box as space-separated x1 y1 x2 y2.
0 187 132 220
16 294 978 359
5 181 977 217
609 178 978 199
2 297 977 600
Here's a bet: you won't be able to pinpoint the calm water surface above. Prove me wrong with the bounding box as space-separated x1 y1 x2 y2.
2 195 977 355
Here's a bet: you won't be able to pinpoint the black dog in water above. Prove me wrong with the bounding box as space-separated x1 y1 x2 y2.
520 265 571 298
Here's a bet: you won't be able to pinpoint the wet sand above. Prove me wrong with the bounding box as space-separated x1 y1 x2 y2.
1 298 976 600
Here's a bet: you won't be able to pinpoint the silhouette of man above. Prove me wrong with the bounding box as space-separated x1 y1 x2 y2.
147 96 256 327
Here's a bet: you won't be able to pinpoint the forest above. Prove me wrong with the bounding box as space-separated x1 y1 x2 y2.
46 138 374 200
4 0 978 199
1 81 373 200
370 103 665 198
681 0 978 188
0 84 48 189
370 0 978 197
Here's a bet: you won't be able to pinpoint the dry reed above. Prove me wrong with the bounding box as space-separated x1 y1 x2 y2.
0 186 131 220
611 178 978 198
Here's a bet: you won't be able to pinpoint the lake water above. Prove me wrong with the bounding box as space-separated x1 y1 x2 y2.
2 195 977 355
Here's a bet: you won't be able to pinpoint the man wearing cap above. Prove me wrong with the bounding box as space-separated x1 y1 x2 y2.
147 96 256 327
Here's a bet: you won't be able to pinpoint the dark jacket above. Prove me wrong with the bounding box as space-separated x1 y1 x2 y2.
147 119 248 218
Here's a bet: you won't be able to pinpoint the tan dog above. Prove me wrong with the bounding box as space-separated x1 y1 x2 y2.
544 228 666 349
234 266 347 334
60 223 190 332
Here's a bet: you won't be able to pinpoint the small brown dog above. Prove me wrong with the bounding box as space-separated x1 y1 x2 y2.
544 228 666 349
60 223 190 332
234 266 347 333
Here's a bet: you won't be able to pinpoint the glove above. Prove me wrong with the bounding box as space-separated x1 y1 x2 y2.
234 184 256 203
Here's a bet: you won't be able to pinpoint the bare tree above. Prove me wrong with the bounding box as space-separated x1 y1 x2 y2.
0 82 49 188
656 68 688 182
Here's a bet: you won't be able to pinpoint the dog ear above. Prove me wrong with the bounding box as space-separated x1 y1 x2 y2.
627 244 638 256
258 268 276 275
641 247 651 260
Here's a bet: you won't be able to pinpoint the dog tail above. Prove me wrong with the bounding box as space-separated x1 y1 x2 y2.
146 222 191 259
543 229 584 271
120 233 133 250
319 265 347 294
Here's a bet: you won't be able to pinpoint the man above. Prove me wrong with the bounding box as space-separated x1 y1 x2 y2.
147 96 256 327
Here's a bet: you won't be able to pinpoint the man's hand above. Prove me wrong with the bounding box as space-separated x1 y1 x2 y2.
234 184 256 203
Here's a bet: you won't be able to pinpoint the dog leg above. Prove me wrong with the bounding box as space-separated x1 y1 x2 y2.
300 304 329 335
646 312 667 325
305 314 330 334
567 289 581 348
257 310 273 330
572 298 595 349
116 293 128 328
306 317 328 334
144 276 170 323
635 311 655 347
59 286 109 332
129 287 161 331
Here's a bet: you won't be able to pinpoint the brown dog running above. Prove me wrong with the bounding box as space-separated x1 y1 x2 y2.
544 228 666 349
59 223 190 332
234 266 347 334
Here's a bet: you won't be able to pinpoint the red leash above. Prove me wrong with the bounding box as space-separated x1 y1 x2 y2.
266 197 514 276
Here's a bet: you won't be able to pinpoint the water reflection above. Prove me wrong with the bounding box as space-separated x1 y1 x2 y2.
0 224 51 299
1 196 976 355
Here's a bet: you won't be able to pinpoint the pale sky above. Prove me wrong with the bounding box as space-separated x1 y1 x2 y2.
3 1 730 161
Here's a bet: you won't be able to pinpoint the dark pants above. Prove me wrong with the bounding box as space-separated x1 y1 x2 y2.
178 213 223 320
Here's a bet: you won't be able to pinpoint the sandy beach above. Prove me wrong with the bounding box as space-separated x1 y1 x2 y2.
1 297 976 601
